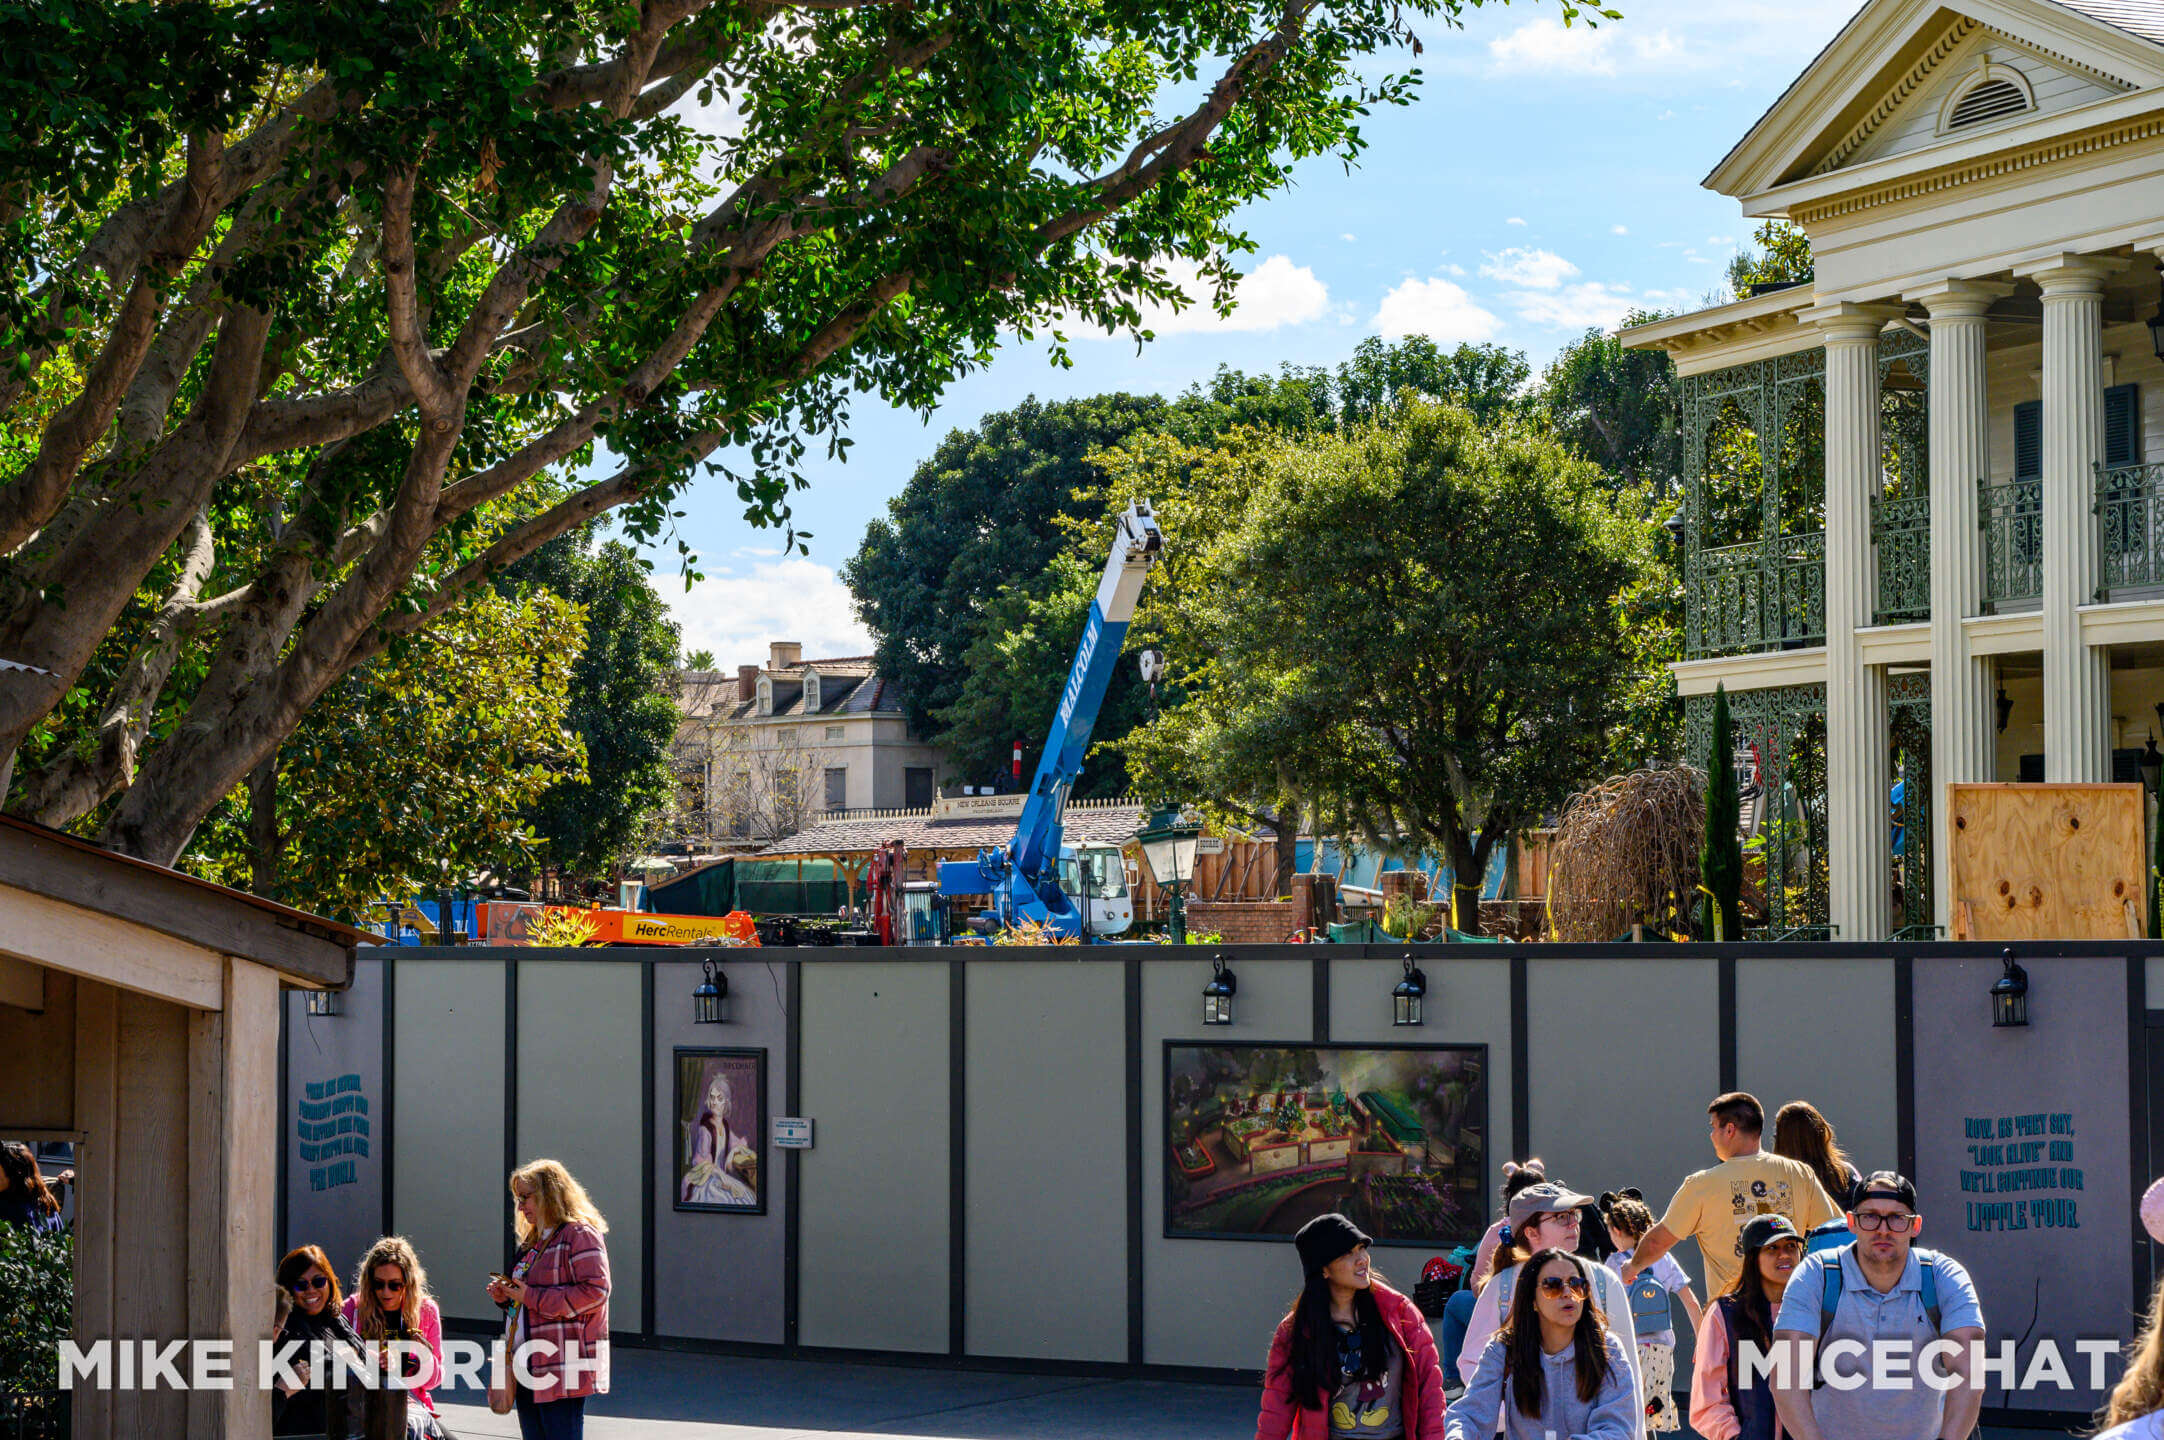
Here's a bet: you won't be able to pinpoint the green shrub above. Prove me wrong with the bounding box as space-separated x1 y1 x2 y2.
0 1223 72 1395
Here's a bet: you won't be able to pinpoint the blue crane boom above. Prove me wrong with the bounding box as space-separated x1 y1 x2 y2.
937 500 1164 937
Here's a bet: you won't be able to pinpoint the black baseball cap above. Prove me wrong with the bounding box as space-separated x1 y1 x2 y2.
1740 1214 1802 1250
1854 1171 1918 1210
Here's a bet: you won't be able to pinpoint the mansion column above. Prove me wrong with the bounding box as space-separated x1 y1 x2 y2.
2017 256 2120 781
1813 305 1901 941
1909 278 2010 924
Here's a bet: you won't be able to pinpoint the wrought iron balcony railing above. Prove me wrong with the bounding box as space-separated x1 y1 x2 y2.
1870 492 1930 625
2097 460 2164 596
1686 533 1825 658
1979 477 2041 610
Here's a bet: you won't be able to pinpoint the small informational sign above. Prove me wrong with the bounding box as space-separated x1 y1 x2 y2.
773 1117 814 1149
1197 836 1226 856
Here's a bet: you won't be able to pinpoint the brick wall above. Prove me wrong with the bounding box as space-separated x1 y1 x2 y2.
1184 899 1299 944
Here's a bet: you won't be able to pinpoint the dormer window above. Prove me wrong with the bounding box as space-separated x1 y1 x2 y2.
756 677 772 716
803 671 821 713
1939 64 2032 134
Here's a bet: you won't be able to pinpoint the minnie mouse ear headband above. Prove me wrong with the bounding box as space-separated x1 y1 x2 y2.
2141 1175 2164 1244
1502 1159 1546 1180
1596 1188 1644 1216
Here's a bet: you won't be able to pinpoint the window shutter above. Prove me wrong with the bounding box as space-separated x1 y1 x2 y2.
2013 400 2042 480
2105 384 2141 468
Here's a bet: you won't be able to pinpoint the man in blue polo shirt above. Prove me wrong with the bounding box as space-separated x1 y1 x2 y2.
1769 1171 1985 1440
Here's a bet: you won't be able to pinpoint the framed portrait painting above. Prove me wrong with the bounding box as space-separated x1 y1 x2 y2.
673 1047 767 1215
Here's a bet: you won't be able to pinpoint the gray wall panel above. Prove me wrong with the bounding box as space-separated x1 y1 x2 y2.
1737 957 1899 1177
1143 957 1312 1371
283 955 385 1285
2148 955 2162 1010
1912 953 2132 1414
652 957 790 1344
518 962 645 1329
390 958 504 1326
1526 958 1720 1280
797 961 950 1353
964 962 1128 1362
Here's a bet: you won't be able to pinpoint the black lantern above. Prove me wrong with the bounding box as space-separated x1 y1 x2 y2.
2149 294 2164 364
1995 685 2014 735
1202 955 1237 1026
1661 505 1686 553
305 988 343 1018
2142 736 2162 798
1990 948 2029 1028
693 959 729 1024
1392 955 1428 1027
1136 805 1203 945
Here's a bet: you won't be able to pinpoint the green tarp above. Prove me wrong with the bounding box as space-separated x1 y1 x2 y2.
648 857 852 916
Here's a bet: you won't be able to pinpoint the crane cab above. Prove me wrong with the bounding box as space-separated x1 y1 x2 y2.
1056 843 1133 938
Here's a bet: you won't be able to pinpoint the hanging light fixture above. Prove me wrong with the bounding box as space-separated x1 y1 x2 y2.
693 959 729 1025
1995 685 2014 735
1990 948 2029 1028
1202 955 1238 1026
2142 735 2162 798
1392 954 1429 1027
305 988 344 1018
2149 292 2164 363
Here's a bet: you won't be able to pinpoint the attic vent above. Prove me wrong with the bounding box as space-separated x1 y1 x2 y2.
1947 78 2028 129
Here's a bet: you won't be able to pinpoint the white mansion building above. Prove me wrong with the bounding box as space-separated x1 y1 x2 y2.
1622 0 2164 938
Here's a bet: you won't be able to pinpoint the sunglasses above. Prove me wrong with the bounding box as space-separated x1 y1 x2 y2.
1537 1275 1591 1298
290 1275 330 1293
372 1279 407 1293
1854 1212 1917 1233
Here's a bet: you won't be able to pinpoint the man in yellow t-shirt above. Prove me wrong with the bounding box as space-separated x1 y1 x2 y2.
1619 1091 1839 1298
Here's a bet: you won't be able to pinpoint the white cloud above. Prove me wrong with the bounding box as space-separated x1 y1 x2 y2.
1443 262 1468 277
1486 17 1682 78
1505 216 1528 227
1507 281 1647 331
1372 277 1502 343
1706 234 1735 246
1480 247 1579 290
1341 232 1358 242
1075 254 1329 338
1613 224 1629 235
662 556 872 664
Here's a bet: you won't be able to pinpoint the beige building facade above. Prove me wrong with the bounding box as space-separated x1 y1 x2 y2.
1624 0 2164 939
671 641 949 846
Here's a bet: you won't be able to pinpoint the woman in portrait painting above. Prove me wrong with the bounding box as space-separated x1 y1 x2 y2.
681 1065 758 1207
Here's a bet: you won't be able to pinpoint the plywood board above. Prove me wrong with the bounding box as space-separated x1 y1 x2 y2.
1946 783 2146 940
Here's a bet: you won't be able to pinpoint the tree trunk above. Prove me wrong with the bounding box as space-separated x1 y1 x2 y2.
1269 800 1300 898
247 755 280 899
1447 829 1482 935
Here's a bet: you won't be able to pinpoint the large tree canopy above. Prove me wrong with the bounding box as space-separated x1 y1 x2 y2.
847 338 1532 786
1197 399 1652 931
0 0 1540 863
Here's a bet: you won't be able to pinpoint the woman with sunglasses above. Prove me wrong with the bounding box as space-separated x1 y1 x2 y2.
1456 1180 1643 1430
273 1243 361 1436
1446 1248 1636 1440
1689 1214 1803 1440
342 1236 448 1438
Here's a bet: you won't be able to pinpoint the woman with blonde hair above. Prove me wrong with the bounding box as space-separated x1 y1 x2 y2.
341 1235 447 1438
2097 1275 2164 1440
487 1159 611 1440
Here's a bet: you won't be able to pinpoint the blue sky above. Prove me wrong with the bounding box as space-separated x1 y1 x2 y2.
646 0 1858 663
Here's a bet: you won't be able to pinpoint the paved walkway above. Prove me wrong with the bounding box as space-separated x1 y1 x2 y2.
430 1349 2069 1438
430 1349 1260 1438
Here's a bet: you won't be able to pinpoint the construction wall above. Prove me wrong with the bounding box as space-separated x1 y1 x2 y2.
281 942 2158 1421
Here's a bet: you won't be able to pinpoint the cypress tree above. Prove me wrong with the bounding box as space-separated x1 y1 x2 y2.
1700 683 1744 941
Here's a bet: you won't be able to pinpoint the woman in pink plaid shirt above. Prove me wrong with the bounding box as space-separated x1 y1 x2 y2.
488 1159 612 1440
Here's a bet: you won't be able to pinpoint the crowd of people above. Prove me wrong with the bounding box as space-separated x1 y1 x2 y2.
1253 1092 2164 1440
272 1157 612 1440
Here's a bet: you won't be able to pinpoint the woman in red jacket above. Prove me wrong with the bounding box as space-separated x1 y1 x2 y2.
1257 1213 1448 1440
